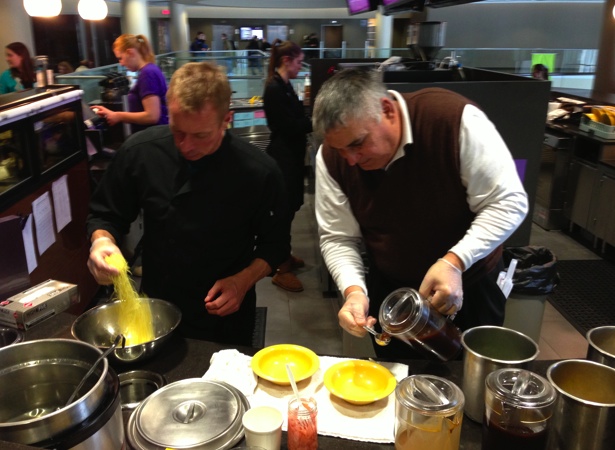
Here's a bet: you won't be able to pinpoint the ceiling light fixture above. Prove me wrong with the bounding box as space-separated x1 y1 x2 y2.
78 0 108 20
23 0 62 17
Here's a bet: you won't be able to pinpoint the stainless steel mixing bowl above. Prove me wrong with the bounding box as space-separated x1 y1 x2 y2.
71 298 181 364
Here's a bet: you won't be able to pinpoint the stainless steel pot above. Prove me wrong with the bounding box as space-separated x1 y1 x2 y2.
547 359 615 450
0 339 112 444
119 370 166 410
126 379 249 450
586 325 615 368
33 367 124 450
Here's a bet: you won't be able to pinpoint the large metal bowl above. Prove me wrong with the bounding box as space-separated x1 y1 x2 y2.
71 298 182 364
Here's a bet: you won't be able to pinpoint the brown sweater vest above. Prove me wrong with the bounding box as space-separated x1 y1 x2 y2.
322 87 501 288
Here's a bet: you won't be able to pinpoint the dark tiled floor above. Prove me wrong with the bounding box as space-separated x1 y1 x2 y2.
257 192 594 360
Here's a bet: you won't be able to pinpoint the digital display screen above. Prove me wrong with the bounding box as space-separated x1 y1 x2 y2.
382 0 425 12
240 27 263 41
347 0 375 15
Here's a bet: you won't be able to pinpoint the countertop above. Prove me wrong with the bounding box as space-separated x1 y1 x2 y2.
2 313 557 450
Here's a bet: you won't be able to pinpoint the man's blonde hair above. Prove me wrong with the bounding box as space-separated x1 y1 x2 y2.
167 62 231 121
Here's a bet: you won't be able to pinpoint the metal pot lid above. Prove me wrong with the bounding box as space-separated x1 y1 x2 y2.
135 378 247 449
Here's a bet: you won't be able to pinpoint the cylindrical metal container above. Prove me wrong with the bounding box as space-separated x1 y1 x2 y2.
586 326 615 369
482 368 556 450
0 327 24 348
547 359 615 450
395 374 464 450
379 288 462 361
126 378 249 449
406 21 447 61
32 367 124 450
461 326 539 422
0 339 113 444
119 370 166 411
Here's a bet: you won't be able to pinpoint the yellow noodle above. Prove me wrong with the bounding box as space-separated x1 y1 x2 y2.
105 253 155 346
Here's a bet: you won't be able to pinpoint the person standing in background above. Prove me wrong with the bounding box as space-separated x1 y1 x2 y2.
306 33 319 59
532 64 549 80
76 59 93 72
260 38 272 53
190 32 209 54
263 41 312 292
246 35 262 75
0 42 35 94
57 61 74 74
221 33 236 75
90 34 168 134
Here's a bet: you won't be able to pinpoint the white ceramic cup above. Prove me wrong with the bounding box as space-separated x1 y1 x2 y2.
241 406 283 450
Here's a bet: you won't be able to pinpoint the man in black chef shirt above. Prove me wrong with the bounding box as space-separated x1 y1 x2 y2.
86 62 289 346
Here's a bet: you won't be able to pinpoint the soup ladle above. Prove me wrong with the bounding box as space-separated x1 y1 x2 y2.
65 334 125 407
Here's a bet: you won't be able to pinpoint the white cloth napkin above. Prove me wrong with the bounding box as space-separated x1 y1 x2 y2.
202 349 258 397
204 351 409 444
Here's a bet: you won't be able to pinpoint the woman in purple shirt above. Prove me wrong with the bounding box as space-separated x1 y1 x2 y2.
91 34 168 134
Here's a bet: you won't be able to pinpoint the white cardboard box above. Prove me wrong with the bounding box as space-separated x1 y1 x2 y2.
0 279 79 330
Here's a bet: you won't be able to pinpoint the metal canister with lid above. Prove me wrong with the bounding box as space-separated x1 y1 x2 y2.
394 374 465 450
126 378 249 449
379 287 462 361
482 368 556 450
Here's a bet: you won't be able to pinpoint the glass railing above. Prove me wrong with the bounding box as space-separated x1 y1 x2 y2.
55 47 598 103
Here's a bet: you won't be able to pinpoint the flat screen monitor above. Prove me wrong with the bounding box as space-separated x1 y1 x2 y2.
382 0 426 14
346 0 378 15
240 27 263 41
426 0 484 7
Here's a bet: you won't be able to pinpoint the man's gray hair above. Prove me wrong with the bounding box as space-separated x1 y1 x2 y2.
312 68 390 137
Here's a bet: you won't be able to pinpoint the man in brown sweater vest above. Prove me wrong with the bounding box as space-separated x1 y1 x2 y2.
313 69 528 358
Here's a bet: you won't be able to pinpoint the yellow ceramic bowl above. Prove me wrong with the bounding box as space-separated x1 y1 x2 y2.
251 344 319 385
324 360 397 405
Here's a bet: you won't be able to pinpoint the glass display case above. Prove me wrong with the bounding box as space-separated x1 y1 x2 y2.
0 86 85 210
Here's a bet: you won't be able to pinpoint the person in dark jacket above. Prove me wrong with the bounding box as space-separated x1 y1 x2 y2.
190 32 209 54
245 35 262 75
87 62 289 346
263 41 312 292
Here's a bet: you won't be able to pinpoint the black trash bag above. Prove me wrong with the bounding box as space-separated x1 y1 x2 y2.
503 246 559 295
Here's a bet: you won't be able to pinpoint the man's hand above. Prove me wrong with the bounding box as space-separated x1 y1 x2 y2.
338 290 377 337
204 258 271 317
419 257 464 316
87 236 121 285
204 274 250 316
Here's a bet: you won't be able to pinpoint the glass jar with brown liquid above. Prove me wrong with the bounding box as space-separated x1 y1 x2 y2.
482 368 556 450
379 288 462 361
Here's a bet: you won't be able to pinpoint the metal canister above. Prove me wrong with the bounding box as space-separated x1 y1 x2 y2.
394 374 464 450
35 55 48 87
586 326 615 369
482 368 556 450
461 326 539 422
379 288 462 361
547 359 615 450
